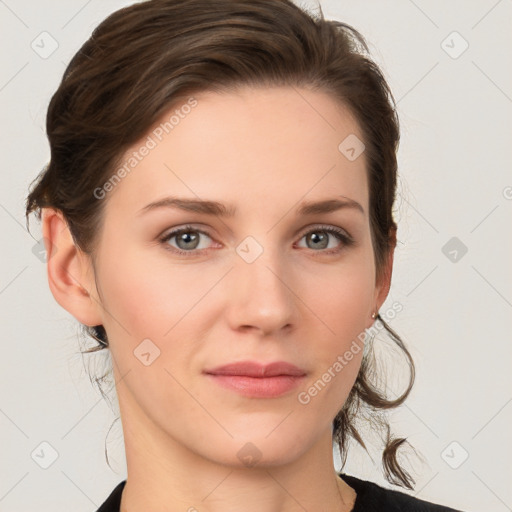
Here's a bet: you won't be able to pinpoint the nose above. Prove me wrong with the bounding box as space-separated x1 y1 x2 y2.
225 243 297 336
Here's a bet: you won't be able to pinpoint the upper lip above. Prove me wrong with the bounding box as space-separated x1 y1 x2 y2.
204 361 306 377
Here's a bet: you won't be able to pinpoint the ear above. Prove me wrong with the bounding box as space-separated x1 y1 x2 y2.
368 227 396 327
41 208 103 327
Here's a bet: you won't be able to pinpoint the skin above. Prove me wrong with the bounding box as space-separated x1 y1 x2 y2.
42 86 394 512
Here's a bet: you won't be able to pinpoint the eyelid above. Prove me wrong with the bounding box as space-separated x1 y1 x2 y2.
297 223 351 239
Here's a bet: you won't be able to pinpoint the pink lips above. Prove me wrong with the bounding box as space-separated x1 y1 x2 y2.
203 361 307 398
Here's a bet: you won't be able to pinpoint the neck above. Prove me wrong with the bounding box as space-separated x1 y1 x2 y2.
117 394 356 512
120 462 355 512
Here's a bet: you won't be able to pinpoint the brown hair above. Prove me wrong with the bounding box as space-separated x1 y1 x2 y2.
25 0 416 489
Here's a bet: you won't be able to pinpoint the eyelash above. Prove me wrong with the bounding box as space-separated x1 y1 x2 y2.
158 224 355 257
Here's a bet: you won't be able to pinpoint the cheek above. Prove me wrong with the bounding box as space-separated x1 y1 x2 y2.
295 258 374 411
97 241 214 338
94 249 210 417
305 255 375 341
94 243 229 398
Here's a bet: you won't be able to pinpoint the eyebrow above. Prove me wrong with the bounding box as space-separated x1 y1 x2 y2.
137 195 365 217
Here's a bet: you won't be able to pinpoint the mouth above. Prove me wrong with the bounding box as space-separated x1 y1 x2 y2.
203 360 307 398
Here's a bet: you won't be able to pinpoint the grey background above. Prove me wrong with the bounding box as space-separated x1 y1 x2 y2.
1 0 511 510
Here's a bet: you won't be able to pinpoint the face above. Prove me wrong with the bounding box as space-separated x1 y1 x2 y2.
84 86 390 467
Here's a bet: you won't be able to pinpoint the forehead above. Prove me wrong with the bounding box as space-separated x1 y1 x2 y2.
102 86 368 220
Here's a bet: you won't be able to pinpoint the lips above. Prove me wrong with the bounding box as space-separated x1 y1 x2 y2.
203 361 307 398
203 360 306 377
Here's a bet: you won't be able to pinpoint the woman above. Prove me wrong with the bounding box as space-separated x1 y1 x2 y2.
25 0 465 510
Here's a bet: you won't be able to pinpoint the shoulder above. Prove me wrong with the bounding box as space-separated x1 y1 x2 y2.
339 473 465 512
96 480 126 512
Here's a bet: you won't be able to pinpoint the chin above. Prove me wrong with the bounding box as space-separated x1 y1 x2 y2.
203 429 313 469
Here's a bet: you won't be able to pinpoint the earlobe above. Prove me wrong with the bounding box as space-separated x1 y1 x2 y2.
41 208 103 327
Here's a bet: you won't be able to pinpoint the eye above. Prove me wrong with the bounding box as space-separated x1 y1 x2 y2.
159 225 215 255
158 224 355 257
296 225 355 254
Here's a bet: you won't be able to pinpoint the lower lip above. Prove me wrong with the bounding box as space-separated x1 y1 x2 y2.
205 374 305 398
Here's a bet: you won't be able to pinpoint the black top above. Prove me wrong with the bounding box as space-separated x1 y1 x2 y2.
97 473 464 511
